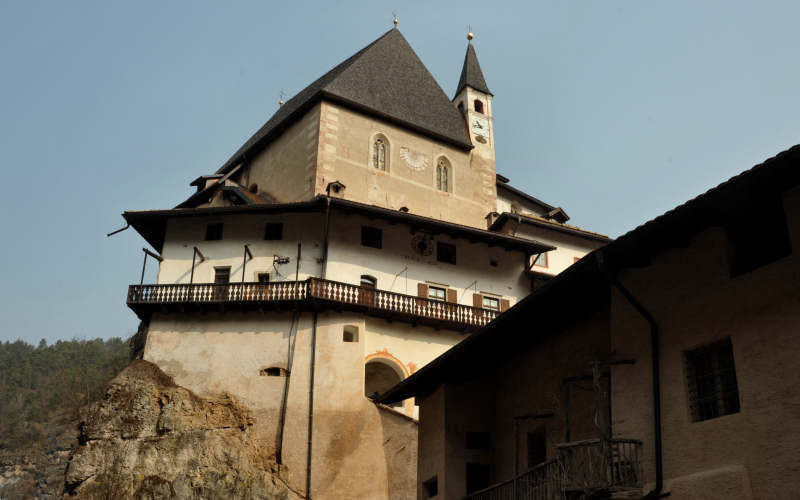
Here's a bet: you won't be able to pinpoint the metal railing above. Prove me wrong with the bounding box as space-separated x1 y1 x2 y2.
464 439 642 500
127 278 499 328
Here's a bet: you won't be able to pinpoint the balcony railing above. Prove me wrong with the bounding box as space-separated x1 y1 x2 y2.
127 278 499 331
464 438 642 500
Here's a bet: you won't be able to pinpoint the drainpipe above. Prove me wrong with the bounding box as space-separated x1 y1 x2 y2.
305 311 318 499
594 251 663 499
306 198 330 499
321 197 332 279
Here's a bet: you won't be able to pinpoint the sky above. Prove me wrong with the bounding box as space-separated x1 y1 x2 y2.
1 1 799 344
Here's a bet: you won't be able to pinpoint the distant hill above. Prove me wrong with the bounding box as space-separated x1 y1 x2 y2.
0 338 130 498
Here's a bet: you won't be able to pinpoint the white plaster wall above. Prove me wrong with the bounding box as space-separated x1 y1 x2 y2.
325 212 530 306
157 213 324 284
512 224 606 276
496 189 548 218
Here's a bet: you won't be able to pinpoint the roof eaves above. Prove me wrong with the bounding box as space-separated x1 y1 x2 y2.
491 213 612 243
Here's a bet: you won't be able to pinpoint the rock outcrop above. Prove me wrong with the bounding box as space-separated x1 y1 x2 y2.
65 360 293 499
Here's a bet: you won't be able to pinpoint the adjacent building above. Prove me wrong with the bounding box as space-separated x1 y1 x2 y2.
381 145 800 500
121 27 608 499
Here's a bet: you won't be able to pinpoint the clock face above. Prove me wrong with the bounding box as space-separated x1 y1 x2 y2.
471 116 489 138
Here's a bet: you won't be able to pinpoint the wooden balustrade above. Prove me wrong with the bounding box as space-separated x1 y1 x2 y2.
127 278 498 330
464 439 642 500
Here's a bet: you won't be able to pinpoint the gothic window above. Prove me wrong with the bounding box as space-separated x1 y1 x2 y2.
372 136 388 171
436 157 451 192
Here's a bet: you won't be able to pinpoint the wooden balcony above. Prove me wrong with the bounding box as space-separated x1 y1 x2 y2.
127 278 499 332
464 438 642 500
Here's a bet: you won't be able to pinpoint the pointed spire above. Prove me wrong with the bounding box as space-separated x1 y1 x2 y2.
455 36 492 97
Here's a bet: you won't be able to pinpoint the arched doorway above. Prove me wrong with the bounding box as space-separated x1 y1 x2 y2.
365 359 404 408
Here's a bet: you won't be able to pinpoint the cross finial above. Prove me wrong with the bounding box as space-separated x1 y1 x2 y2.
467 24 474 41
392 10 398 28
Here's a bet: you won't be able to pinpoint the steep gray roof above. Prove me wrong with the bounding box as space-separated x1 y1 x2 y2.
217 29 472 174
455 42 492 97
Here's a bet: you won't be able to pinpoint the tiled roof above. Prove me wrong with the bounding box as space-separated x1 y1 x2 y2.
217 29 472 174
455 42 492 96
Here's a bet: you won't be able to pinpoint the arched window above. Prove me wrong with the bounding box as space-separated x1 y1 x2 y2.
365 359 404 408
436 157 451 192
473 99 484 114
372 136 388 171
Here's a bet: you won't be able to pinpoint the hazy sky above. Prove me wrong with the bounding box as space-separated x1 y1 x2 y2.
2 1 799 343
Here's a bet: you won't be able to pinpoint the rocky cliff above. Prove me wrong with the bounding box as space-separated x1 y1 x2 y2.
64 360 296 499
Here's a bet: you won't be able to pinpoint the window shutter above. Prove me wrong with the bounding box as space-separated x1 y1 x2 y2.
473 293 483 308
418 283 429 298
446 289 458 303
500 299 510 312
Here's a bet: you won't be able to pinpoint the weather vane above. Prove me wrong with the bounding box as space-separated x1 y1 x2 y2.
278 90 285 107
392 10 398 28
467 24 474 41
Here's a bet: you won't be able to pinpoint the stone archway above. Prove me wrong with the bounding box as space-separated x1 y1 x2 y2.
365 358 405 408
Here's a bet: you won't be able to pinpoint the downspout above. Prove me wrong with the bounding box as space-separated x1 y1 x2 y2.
321 197 332 279
306 198 330 499
306 311 318 499
594 251 663 499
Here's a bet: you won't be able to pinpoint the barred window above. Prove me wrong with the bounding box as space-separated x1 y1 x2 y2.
436 157 450 192
684 338 740 422
372 137 387 171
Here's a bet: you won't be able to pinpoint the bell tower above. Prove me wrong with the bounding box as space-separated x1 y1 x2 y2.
453 31 497 207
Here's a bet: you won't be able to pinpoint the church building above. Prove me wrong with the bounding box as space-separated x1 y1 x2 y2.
122 26 608 500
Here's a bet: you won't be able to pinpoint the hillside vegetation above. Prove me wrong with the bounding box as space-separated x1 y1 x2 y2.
0 337 130 498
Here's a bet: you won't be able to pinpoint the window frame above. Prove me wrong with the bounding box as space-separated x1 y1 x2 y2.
427 285 447 302
371 134 389 171
205 222 223 241
684 337 740 422
361 226 383 249
436 241 457 265
532 252 549 268
482 296 500 312
264 222 284 240
435 157 451 193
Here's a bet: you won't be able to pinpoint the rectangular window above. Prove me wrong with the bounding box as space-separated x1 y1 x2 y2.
527 427 547 468
257 272 270 283
532 252 548 268
264 222 283 240
213 267 230 300
436 241 456 264
361 226 382 249
465 463 490 495
482 296 500 311
422 476 438 498
428 286 446 302
684 338 740 422
466 432 491 450
205 223 223 241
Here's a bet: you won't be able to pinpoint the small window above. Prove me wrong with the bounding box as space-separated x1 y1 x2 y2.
532 252 548 268
437 241 456 265
205 223 223 241
436 157 451 192
527 427 547 468
465 463 490 495
360 275 377 289
214 267 230 284
260 367 287 377
466 432 491 450
489 259 498 267
684 338 740 422
428 286 446 302
361 226 382 249
372 136 388 171
343 325 359 343
265 222 283 240
482 296 500 311
257 273 270 284
422 476 438 498
457 101 465 114
473 99 484 113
